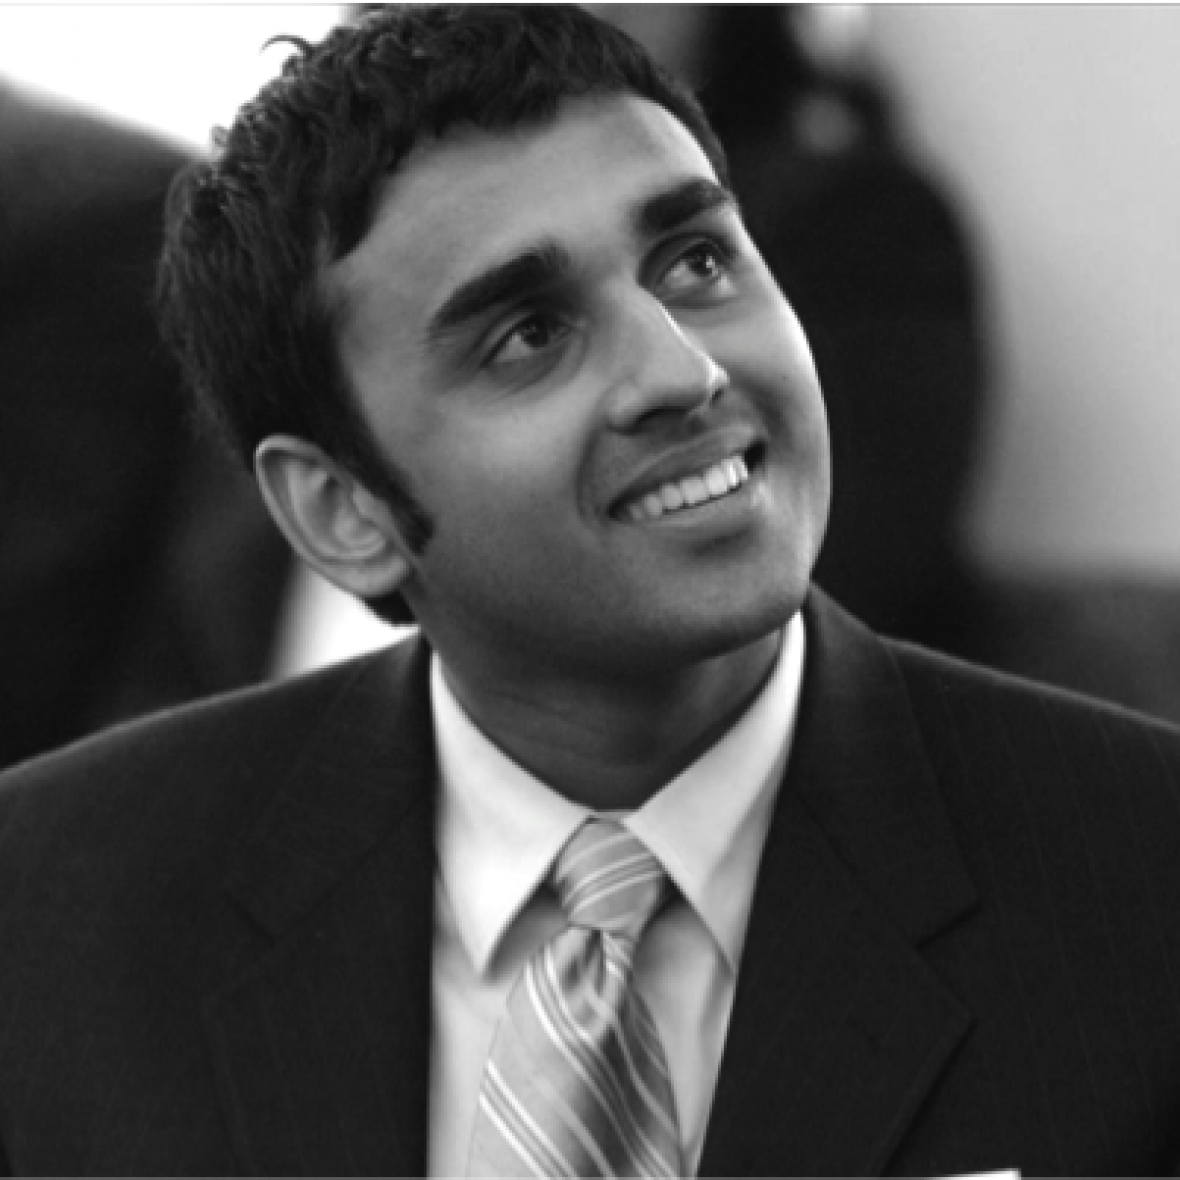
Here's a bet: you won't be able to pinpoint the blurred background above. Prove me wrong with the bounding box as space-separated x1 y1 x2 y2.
4 4 1180 770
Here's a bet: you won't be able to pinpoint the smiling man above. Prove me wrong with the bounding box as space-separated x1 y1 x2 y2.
284 88 829 814
2 7 1180 1178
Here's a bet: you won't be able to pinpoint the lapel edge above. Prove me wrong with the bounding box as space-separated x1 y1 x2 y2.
793 588 979 945
221 633 437 940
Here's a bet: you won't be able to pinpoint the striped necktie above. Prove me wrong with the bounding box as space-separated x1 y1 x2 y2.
468 819 685 1178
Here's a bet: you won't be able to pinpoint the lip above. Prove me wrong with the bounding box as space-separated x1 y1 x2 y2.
607 429 764 521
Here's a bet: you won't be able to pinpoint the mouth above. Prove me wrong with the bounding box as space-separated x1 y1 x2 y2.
617 444 765 524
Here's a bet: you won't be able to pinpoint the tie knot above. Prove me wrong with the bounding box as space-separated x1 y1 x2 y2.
551 820 669 940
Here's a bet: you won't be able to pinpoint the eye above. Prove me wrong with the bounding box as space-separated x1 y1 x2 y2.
489 312 570 366
659 239 735 298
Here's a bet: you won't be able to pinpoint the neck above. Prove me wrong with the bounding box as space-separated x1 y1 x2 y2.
437 628 784 812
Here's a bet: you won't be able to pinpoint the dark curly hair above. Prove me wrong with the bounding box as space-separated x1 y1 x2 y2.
157 4 727 624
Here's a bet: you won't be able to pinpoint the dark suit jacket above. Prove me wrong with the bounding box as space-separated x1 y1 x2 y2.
2 590 1180 1176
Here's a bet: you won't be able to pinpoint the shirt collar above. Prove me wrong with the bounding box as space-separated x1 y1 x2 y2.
432 611 806 975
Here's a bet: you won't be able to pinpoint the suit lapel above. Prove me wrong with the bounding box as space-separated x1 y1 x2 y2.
699 591 978 1176
204 636 437 1177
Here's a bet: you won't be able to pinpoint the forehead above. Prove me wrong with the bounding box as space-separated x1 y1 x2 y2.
328 95 719 347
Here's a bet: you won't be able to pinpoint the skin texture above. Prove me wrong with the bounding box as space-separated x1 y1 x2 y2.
315 95 830 808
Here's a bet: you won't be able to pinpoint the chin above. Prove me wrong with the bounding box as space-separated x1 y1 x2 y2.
702 581 806 655
614 575 809 674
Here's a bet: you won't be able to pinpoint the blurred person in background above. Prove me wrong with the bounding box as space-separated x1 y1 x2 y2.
0 77 289 770
596 5 991 658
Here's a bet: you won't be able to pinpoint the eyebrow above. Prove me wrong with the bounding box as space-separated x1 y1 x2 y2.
423 177 739 345
426 243 572 343
634 177 740 240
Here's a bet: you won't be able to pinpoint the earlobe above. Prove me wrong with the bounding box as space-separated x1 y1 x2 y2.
254 435 412 599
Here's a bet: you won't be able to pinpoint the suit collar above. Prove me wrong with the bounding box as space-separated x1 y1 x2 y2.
790 588 978 946
699 588 978 1176
218 590 973 948
222 636 436 939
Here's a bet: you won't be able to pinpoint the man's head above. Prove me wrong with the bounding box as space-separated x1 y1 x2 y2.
158 4 727 625
159 4 829 678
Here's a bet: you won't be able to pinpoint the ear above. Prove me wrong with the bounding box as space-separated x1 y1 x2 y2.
255 435 412 600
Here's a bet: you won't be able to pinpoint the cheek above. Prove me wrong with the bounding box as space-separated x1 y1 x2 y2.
764 302 821 387
417 407 585 529
726 310 824 429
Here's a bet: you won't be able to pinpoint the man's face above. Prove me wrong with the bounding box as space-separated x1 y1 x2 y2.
329 94 829 680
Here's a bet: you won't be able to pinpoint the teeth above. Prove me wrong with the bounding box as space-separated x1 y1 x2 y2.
623 454 752 523
660 483 684 511
682 475 708 506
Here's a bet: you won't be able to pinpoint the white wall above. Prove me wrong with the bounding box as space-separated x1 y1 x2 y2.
866 6 1180 576
0 6 339 148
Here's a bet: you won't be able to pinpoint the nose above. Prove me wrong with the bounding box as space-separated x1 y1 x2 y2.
604 296 729 432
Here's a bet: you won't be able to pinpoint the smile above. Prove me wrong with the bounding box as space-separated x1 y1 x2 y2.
621 452 751 523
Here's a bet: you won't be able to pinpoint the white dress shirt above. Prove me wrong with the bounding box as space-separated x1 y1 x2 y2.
427 613 806 1177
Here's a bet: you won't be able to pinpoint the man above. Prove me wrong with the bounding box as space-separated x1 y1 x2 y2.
1 7 1179 1176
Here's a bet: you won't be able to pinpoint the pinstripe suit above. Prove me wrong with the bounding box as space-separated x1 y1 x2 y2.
2 589 1180 1175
